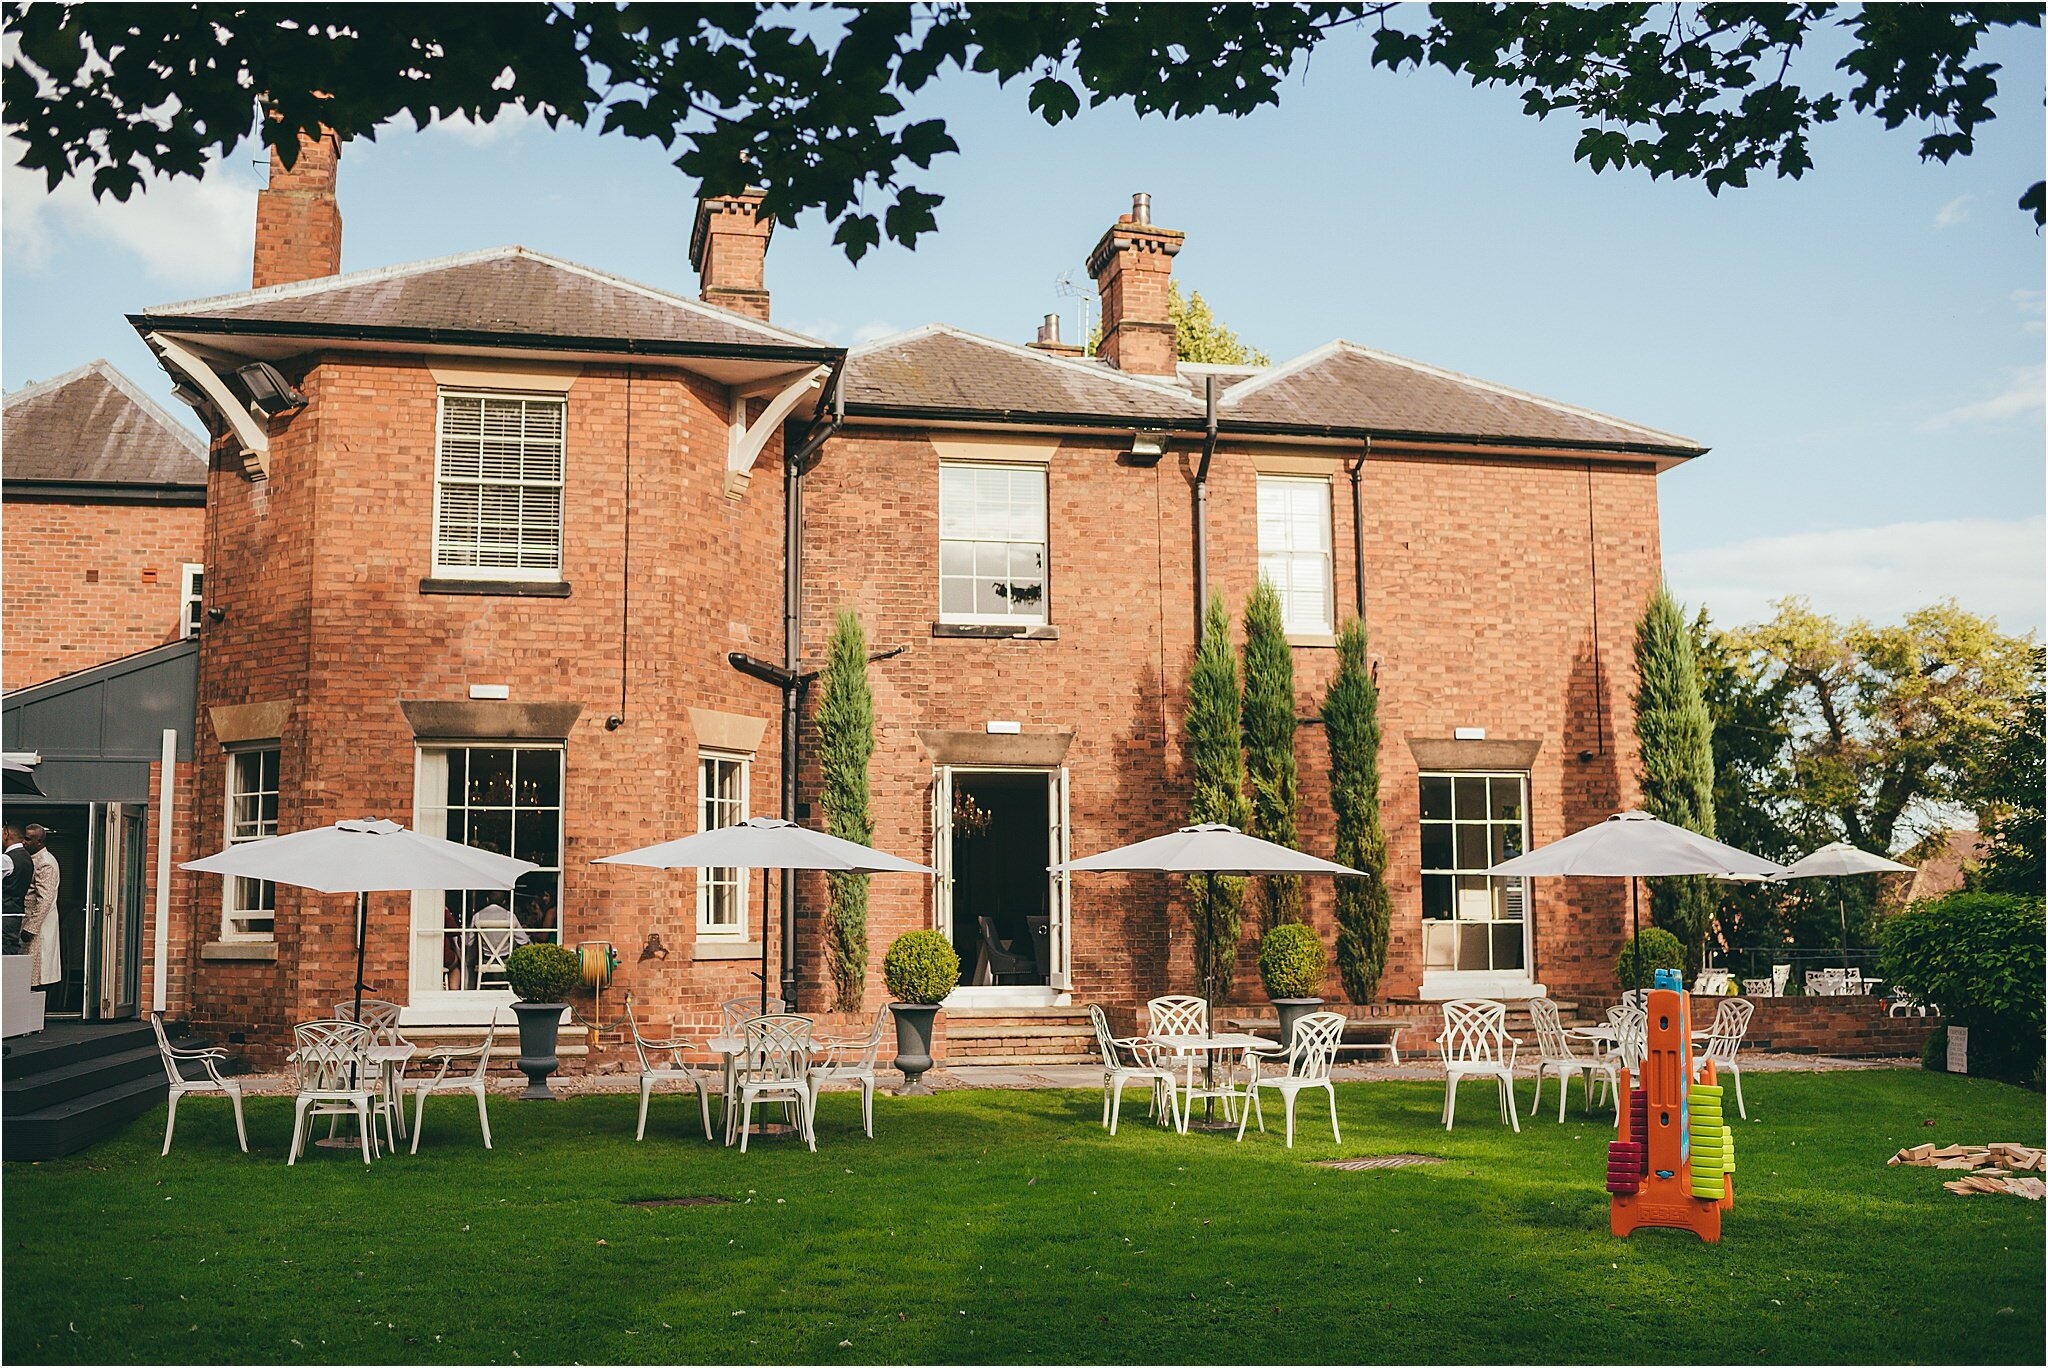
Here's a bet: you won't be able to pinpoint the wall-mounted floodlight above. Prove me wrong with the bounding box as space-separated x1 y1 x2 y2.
1123 429 1168 467
235 362 307 419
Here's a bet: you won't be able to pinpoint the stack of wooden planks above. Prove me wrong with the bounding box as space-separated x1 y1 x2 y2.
1888 1142 2047 1199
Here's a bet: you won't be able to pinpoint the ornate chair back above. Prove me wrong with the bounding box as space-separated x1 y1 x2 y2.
1283 1011 1347 1082
1146 995 1208 1040
149 1012 192 1086
1088 1004 1127 1067
1527 997 1576 1062
738 1014 813 1088
1698 997 1754 1067
335 998 404 1046
291 1020 373 1094
722 996 788 1038
1609 1004 1648 1070
1438 999 1511 1066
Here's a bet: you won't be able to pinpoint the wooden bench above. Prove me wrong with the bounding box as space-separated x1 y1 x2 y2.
1227 1017 1426 1065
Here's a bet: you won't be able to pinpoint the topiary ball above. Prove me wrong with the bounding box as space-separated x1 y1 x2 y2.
1258 922 1327 999
1614 926 1685 990
505 942 581 1003
883 930 961 1005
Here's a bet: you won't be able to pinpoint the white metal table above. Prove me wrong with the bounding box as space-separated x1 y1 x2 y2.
706 1031 819 1143
1146 1031 1277 1129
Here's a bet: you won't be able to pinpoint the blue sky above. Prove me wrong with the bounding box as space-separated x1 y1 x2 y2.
6 22 2043 635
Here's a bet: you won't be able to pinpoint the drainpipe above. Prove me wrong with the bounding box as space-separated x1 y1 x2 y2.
778 368 845 1010
1192 375 1219 639
1347 437 1370 623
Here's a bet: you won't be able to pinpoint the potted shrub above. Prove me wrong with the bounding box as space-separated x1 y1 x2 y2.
1258 922 1328 1047
505 942 581 1100
883 930 959 1095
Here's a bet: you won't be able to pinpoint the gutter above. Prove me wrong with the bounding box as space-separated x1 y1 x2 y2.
2 480 206 506
129 314 845 367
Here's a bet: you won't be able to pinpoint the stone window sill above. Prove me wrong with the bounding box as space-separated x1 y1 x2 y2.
201 939 278 963
694 939 765 962
931 622 1060 641
1286 632 1339 649
420 577 572 599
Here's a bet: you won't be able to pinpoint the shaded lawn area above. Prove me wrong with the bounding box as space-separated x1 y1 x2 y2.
4 1069 2042 1365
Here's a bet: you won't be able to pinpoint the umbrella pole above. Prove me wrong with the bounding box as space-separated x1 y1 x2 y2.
1839 882 1849 959
353 891 368 1021
1631 876 1644 993
760 867 773 1014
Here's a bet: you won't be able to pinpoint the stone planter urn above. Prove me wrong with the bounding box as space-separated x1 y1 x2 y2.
889 1002 941 1095
1272 997 1325 1049
510 1001 565 1100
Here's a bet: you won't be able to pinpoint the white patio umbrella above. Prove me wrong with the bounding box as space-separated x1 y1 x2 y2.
596 817 933 1011
1770 840 1914 954
183 818 538 1019
1486 810 1784 991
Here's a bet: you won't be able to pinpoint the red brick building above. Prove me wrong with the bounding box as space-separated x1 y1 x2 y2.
2 360 208 690
130 139 1701 1057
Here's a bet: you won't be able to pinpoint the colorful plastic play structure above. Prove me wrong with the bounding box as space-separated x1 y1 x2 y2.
1607 968 1735 1242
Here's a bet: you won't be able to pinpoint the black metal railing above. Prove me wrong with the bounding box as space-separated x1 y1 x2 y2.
1720 945 1884 989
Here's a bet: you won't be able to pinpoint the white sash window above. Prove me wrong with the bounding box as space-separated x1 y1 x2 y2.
221 746 279 940
696 752 750 940
433 392 566 580
1256 475 1334 635
938 463 1049 624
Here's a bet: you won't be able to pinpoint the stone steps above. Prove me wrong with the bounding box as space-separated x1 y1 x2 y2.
942 1009 1095 1066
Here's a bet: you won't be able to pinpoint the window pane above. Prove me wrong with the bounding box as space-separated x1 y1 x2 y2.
1491 922 1525 971
468 809 513 859
940 577 974 615
517 749 561 809
1422 874 1453 920
1420 824 1453 872
1490 776 1524 822
513 808 559 870
1419 777 1452 821
1453 777 1487 820
468 749 514 807
939 542 973 577
1455 824 1487 871
1455 875 1493 920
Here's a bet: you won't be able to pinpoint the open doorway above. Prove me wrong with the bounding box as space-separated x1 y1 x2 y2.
6 802 92 1017
932 766 1070 1004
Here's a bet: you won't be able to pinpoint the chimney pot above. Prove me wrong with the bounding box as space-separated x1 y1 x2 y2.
1037 313 1062 345
1131 192 1151 226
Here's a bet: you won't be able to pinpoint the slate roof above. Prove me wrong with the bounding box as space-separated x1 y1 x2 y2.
2 360 207 488
843 328 1701 456
139 246 834 355
846 325 1201 425
1216 342 1700 453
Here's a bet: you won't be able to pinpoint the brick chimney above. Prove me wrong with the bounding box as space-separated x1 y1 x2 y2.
1086 192 1183 376
690 188 775 320
1026 312 1083 358
252 127 342 289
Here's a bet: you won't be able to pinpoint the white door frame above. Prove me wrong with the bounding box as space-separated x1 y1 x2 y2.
932 763 1071 1008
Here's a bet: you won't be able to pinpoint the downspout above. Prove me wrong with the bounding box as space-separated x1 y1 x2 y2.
1192 375 1219 639
1347 437 1369 623
779 366 846 1011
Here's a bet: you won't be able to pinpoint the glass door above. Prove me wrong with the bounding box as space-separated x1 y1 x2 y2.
93 803 145 1019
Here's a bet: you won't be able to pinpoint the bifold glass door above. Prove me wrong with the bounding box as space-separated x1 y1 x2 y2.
1420 772 1531 976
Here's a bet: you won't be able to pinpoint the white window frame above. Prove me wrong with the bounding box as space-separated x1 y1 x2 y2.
220 744 280 941
1256 475 1335 636
937 461 1050 626
407 742 566 1006
696 750 751 941
431 389 567 583
179 563 204 639
1418 770 1533 978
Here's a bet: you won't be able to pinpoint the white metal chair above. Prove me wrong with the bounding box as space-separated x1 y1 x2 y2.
1741 977 1775 998
808 1007 889 1139
336 997 409 1141
471 907 520 990
1606 1003 1648 1074
408 1021 497 1154
1690 997 1754 1119
627 1001 713 1142
286 1020 385 1165
1438 999 1519 1132
1235 1010 1344 1148
1527 997 1616 1121
150 1013 247 1157
1771 963 1792 996
730 1014 816 1152
1089 1004 1180 1135
721 996 787 1037
1147 993 1241 1124
1692 970 1730 996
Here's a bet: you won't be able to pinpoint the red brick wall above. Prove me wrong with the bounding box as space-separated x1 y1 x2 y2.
1 497 203 689
1697 995 1942 1057
174 354 789 1059
799 428 1660 1017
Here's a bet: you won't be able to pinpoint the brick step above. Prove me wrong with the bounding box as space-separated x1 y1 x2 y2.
942 1007 1092 1022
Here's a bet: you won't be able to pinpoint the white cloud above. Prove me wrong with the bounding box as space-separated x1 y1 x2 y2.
3 134 257 290
1919 364 2046 429
384 105 547 147
1934 194 1973 230
788 318 903 346
2016 289 2045 336
1667 515 2046 637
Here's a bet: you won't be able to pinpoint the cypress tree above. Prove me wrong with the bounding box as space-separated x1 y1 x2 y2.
818 609 875 1010
1324 617 1394 1002
1186 592 1252 1008
1241 579 1304 930
1633 583 1718 972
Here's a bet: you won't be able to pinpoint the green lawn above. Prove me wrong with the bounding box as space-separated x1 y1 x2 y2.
5 1070 2042 1364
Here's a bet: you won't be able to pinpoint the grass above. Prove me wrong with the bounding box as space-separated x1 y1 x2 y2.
4 1069 2042 1364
